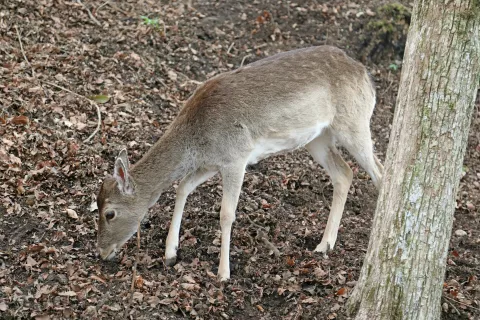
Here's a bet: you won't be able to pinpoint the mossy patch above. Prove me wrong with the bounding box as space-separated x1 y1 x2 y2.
361 2 411 64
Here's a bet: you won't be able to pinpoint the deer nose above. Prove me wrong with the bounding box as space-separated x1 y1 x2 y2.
97 246 116 260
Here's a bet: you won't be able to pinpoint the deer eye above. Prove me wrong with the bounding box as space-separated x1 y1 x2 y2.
105 211 116 221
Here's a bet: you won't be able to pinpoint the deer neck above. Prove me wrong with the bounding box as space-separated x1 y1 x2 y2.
130 130 192 206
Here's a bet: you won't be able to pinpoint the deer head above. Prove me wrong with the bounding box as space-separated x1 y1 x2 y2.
96 149 148 260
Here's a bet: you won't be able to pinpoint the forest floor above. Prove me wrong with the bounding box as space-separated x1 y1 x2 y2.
1 0 479 319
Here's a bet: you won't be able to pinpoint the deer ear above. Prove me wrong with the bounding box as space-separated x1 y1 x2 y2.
117 148 129 169
114 157 134 194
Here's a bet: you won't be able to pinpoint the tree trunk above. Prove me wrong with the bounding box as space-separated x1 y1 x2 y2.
346 1 479 319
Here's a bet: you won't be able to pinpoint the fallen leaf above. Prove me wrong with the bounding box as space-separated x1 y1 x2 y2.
66 209 78 219
181 283 199 290
0 301 7 311
90 275 106 283
331 303 341 312
28 245 45 253
147 295 161 307
286 256 295 267
10 115 29 125
183 275 196 284
336 287 347 296
301 297 317 304
26 256 38 267
89 95 110 104
135 275 144 288
167 70 177 81
132 292 143 302
58 291 77 297
314 267 327 278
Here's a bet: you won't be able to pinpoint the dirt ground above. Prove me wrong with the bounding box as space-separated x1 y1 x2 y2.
1 0 479 319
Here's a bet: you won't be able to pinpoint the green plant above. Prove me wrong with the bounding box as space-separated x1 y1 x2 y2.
388 63 399 71
141 15 161 29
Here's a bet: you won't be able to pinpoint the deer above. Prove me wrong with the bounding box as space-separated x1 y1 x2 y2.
96 45 384 281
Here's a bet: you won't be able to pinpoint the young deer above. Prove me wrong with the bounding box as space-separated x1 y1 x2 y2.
96 46 383 281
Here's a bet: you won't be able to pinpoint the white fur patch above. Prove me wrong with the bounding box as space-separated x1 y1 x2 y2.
247 122 328 164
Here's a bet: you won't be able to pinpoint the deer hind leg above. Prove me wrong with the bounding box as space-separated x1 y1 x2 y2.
336 120 383 190
217 163 246 281
306 131 353 255
165 168 217 266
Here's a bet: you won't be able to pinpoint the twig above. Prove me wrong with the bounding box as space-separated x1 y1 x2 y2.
443 295 480 312
240 54 252 67
96 0 110 14
124 222 141 318
245 214 268 232
42 81 102 143
244 215 281 257
83 103 101 143
15 25 35 77
257 229 281 257
77 0 102 27
444 297 461 315
43 80 85 101
15 25 49 98
130 222 141 294
227 42 235 55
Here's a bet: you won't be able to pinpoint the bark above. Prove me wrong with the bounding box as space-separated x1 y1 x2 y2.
346 1 479 319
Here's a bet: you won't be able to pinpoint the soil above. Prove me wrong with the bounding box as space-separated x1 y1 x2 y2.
0 0 479 319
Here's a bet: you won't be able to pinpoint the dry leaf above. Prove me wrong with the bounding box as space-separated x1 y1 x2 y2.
66 209 78 219
0 301 8 312
135 275 144 288
10 115 30 125
181 283 199 290
90 275 106 283
286 256 295 267
331 303 341 312
132 292 143 302
147 296 161 307
301 297 317 304
314 267 327 278
58 291 77 297
183 275 196 284
336 287 347 296
26 256 37 267
167 70 177 81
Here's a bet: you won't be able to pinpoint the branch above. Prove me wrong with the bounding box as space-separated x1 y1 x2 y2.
245 215 281 257
240 54 252 67
443 295 480 312
76 0 102 27
42 81 102 143
130 222 141 294
15 25 49 97
15 25 35 78
257 229 281 257
96 0 110 14
124 222 141 317
83 103 101 143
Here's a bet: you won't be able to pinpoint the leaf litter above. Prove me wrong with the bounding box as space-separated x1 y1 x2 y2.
0 0 479 319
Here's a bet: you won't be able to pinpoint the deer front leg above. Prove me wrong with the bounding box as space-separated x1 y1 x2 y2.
218 164 245 281
165 169 216 266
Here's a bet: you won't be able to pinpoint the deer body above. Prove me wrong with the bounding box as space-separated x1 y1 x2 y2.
97 46 383 281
